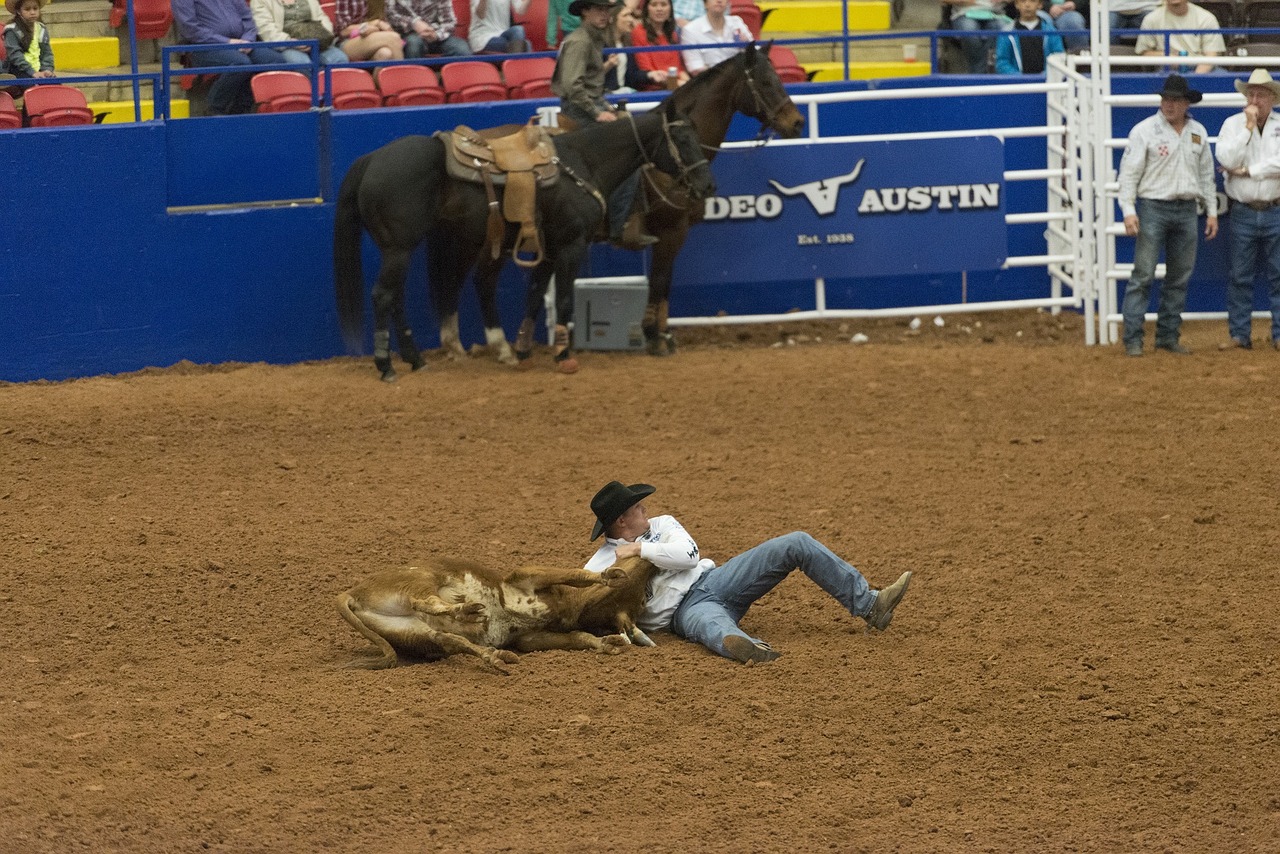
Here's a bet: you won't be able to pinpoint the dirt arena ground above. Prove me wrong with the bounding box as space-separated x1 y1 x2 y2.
2 310 1277 853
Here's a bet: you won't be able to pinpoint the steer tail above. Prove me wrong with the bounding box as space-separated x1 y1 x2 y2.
334 155 372 355
334 591 399 669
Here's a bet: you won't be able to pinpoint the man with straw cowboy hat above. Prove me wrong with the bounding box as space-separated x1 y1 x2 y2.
1215 68 1280 351
583 480 912 664
1117 73 1218 357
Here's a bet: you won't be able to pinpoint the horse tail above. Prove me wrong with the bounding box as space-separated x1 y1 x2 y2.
334 154 372 354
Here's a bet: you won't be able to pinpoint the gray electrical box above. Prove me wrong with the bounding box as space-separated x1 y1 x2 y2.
573 276 649 351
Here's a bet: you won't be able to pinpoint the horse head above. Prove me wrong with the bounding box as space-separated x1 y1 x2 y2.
656 101 717 202
741 42 805 139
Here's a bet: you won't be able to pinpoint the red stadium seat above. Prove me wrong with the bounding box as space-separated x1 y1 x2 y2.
0 91 21 129
377 64 446 106
502 56 556 99
514 0 550 51
109 0 174 40
251 71 313 113
768 45 810 84
24 85 96 127
731 1 762 38
452 0 471 42
441 61 508 102
327 67 382 109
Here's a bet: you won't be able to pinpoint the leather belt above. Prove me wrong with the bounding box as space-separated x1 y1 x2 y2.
1231 198 1280 212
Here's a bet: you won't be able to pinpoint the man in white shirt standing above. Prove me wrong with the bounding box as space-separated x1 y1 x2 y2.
1117 74 1218 357
1216 68 1280 351
1135 0 1225 73
584 481 912 664
680 0 750 75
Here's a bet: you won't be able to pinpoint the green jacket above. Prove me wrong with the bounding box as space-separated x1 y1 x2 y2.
552 23 608 119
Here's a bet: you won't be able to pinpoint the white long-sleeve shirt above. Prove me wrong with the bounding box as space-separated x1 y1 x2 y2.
1116 111 1217 218
585 514 713 632
1215 110 1280 205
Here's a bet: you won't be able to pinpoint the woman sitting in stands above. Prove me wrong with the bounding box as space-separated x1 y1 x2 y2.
2 0 56 79
332 0 405 61
631 0 687 89
604 0 652 93
468 0 532 54
251 0 350 65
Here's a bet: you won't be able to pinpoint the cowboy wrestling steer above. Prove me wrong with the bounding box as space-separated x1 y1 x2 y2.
336 555 658 671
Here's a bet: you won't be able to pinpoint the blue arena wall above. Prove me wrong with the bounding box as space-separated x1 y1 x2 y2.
0 74 1240 382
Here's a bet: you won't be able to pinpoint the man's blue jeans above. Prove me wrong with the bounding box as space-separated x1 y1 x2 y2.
672 532 876 660
189 46 287 115
1110 11 1149 42
1123 198 1200 348
951 15 1003 74
404 34 471 58
1226 204 1280 344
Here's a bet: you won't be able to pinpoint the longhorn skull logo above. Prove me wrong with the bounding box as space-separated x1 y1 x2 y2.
768 159 866 217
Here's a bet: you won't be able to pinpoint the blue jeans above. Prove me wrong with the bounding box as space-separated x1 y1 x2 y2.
478 25 530 53
1053 10 1089 52
404 33 471 58
1110 10 1148 42
671 532 876 660
1123 198 1200 348
1226 204 1280 344
280 46 349 65
951 15 1003 73
188 45 287 115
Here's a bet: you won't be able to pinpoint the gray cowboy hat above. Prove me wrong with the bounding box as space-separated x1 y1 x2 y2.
1159 74 1202 104
568 0 620 16
1235 68 1280 98
590 481 655 540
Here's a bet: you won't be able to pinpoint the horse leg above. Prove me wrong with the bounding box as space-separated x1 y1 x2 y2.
473 253 518 365
516 261 555 363
371 248 415 382
551 243 584 374
645 230 683 357
430 239 472 361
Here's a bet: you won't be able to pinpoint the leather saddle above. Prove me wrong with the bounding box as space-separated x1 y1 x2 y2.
437 120 560 268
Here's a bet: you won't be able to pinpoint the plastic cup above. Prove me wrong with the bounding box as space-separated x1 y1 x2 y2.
902 43 918 63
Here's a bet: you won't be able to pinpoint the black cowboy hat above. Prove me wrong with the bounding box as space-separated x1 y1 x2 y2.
1159 74 1202 104
590 481 655 540
568 0 619 15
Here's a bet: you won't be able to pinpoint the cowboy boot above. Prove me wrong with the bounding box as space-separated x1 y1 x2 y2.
611 212 658 251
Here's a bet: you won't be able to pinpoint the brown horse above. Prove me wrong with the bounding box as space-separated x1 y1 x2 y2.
640 43 806 356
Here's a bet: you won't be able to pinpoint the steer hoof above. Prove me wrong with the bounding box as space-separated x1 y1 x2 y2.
598 635 630 654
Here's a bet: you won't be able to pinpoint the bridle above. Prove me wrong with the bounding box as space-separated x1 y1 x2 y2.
741 60 796 143
554 109 711 216
624 110 710 200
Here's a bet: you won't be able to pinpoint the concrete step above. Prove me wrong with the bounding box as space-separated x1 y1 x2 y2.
42 0 112 37
88 96 191 121
51 36 119 69
804 58 931 80
787 34 930 64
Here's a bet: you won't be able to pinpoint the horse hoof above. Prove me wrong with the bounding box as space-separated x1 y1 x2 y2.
556 358 580 374
515 359 535 371
380 370 398 383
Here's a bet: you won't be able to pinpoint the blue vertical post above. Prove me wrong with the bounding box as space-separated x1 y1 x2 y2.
127 0 142 122
842 0 850 81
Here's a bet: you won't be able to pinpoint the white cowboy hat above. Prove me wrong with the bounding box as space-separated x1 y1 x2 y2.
1235 68 1280 97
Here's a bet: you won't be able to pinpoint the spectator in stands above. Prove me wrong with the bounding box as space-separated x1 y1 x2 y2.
250 0 349 65
552 0 657 249
632 0 687 88
1110 0 1157 42
941 0 1008 73
1135 0 1224 72
995 0 1064 74
173 0 288 115
332 0 405 61
3 0 55 79
468 0 532 53
1214 68 1280 351
1045 0 1087 52
672 0 700 28
385 0 470 58
547 0 580 47
680 0 750 75
1116 74 1217 357
605 0 654 92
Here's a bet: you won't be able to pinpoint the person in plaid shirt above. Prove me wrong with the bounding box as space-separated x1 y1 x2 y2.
384 0 470 58
333 0 404 60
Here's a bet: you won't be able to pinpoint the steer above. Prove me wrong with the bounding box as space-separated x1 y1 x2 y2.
336 555 657 672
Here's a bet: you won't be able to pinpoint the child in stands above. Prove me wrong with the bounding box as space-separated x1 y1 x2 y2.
3 0 56 79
